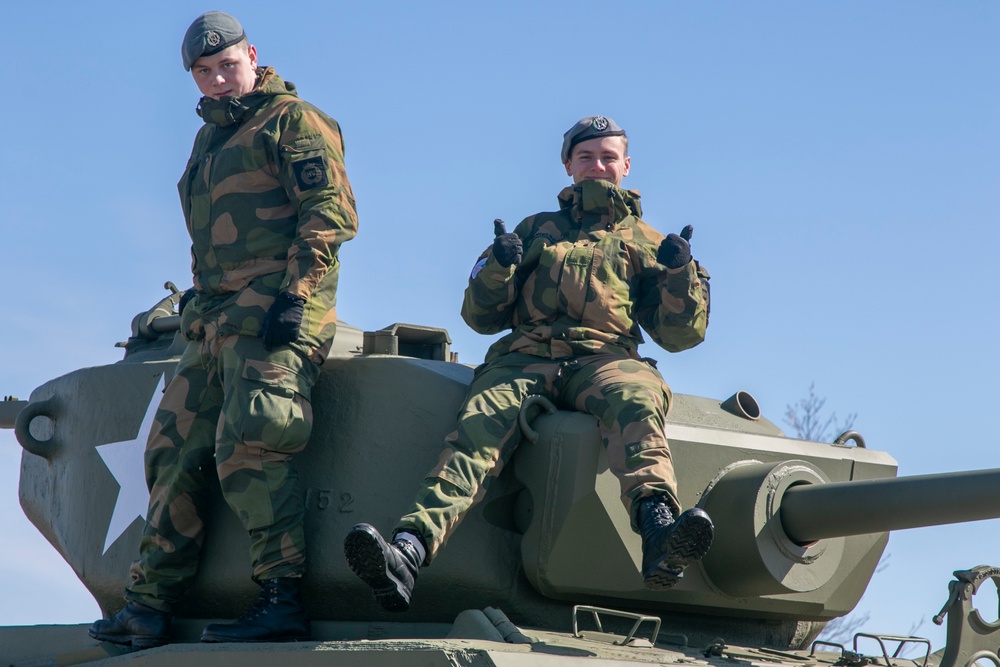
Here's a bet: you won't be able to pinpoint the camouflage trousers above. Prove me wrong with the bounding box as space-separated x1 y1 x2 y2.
396 353 679 563
126 334 321 612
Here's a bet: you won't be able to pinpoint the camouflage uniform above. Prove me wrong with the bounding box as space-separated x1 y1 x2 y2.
397 179 709 563
126 67 357 611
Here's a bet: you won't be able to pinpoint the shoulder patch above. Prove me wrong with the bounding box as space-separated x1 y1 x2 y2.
470 257 488 280
292 156 329 191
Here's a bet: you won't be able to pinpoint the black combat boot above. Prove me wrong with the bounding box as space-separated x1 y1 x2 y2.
200 577 311 643
88 601 171 649
638 495 714 590
344 523 421 612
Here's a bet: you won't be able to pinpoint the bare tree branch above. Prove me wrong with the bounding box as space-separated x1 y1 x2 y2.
784 382 856 442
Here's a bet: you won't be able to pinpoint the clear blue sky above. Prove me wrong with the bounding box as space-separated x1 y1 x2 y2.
1 1 998 650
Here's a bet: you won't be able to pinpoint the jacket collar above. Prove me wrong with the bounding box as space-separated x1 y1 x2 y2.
195 67 295 127
557 179 642 229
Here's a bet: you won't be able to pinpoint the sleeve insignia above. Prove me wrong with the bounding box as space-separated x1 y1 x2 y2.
470 257 488 280
292 156 329 191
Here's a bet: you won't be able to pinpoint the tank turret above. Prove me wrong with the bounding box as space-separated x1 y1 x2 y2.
5 288 1000 665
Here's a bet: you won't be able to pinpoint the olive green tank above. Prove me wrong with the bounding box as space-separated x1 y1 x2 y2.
3 285 1000 667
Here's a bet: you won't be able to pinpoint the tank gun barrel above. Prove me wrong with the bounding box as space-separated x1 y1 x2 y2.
0 398 27 429
780 468 1000 544
148 314 180 334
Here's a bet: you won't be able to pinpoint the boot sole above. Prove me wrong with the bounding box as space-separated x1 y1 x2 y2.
344 525 412 612
89 629 168 650
643 511 714 590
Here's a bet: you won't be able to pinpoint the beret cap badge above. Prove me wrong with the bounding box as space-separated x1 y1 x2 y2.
206 30 222 47
592 116 609 131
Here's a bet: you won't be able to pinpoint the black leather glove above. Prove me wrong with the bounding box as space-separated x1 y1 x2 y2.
260 292 306 350
657 225 694 269
492 218 523 268
177 287 197 315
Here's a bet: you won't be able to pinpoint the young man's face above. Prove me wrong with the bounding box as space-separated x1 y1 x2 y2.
564 135 631 187
191 42 258 100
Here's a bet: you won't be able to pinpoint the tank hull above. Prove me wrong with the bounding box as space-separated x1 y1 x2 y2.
15 328 897 646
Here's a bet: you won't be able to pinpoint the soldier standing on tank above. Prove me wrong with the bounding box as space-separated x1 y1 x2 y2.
89 11 357 648
344 116 712 612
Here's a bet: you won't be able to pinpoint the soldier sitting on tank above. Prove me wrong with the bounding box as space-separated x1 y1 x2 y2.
88 11 357 648
344 115 713 612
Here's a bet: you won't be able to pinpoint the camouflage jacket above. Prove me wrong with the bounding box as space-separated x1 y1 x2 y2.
178 67 358 363
464 179 710 363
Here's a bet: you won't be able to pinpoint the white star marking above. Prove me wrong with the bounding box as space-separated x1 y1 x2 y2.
95 374 163 554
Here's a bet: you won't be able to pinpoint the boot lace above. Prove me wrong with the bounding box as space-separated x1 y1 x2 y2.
239 582 279 622
643 496 675 527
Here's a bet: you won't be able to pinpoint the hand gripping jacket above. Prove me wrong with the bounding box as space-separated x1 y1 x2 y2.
178 67 358 363
464 179 710 363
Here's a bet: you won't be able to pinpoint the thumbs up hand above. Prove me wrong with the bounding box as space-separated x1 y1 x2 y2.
492 218 523 268
657 224 694 269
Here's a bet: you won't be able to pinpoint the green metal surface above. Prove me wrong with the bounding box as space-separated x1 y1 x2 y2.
6 290 1000 666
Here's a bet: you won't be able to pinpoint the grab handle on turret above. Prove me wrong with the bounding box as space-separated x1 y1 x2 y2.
519 395 558 443
14 396 60 459
833 430 866 448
